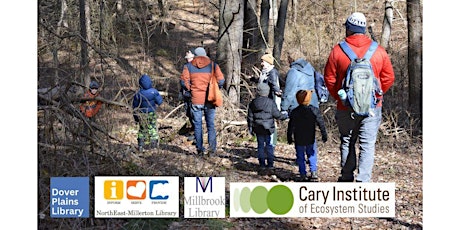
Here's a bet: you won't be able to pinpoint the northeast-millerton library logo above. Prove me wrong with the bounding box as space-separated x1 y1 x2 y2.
230 182 395 218
183 177 226 218
94 176 179 218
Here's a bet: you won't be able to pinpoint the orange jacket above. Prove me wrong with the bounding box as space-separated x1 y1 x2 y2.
80 90 102 118
180 56 225 105
324 34 395 110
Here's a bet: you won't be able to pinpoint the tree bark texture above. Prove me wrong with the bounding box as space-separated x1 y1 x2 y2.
407 0 422 117
259 0 270 56
79 0 90 88
273 0 288 67
243 0 259 64
381 0 393 49
217 0 244 106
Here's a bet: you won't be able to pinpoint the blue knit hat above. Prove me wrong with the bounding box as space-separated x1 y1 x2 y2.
345 12 366 34
89 81 99 89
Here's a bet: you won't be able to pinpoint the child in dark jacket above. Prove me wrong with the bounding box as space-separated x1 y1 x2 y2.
247 83 288 170
287 90 328 182
133 74 163 151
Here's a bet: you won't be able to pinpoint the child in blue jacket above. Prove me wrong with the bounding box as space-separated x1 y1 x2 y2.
133 74 163 151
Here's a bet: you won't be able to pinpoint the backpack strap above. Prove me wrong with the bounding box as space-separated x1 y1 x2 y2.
339 40 378 61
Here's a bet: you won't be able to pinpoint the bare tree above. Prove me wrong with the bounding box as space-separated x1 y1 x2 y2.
273 0 288 67
217 0 245 106
243 0 260 64
381 0 394 49
259 0 270 56
79 0 90 88
407 0 422 118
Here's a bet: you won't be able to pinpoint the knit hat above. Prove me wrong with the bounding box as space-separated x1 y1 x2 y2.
296 90 313 105
344 12 366 34
261 53 274 65
89 81 99 89
194 47 207 57
257 83 270 97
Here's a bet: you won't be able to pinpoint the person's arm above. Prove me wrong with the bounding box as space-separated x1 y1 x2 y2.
180 64 191 91
281 70 297 111
267 69 282 95
312 106 327 142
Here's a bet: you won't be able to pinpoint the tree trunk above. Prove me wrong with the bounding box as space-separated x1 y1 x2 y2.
217 0 244 106
273 0 288 67
79 0 90 88
407 0 422 119
54 0 68 84
259 0 270 56
243 0 259 64
381 0 393 49
268 0 277 48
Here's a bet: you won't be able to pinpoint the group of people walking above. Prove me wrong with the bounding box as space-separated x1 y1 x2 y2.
81 12 395 183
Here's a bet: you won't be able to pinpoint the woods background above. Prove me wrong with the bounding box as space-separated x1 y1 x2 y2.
32 0 429 229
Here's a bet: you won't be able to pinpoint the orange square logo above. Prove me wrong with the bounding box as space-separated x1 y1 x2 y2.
126 180 146 199
104 180 123 200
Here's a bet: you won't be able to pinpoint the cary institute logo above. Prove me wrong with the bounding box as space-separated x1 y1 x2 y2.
230 183 294 217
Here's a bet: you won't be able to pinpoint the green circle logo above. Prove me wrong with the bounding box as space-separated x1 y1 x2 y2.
233 184 293 215
267 185 294 215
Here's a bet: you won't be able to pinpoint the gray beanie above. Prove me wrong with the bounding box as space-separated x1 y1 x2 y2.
257 83 270 97
194 47 207 57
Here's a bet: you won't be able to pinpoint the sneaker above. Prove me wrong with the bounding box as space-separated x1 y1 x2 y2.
187 135 194 142
309 171 319 182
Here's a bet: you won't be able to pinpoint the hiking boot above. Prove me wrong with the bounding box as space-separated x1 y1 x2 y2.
309 171 319 182
299 174 307 182
150 140 158 149
338 176 354 182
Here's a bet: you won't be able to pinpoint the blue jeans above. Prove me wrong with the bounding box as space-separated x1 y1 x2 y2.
256 134 275 167
295 141 318 176
336 107 382 182
191 103 216 153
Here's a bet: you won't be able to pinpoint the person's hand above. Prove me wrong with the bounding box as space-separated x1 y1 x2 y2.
249 128 254 136
275 90 283 96
281 111 289 120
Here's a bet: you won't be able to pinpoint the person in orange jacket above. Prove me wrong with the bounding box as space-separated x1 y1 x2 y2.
80 80 102 119
323 12 395 183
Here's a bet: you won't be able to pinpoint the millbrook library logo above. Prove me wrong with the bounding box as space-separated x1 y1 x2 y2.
231 184 294 216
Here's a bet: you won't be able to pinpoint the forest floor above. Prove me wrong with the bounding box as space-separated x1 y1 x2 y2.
38 0 423 229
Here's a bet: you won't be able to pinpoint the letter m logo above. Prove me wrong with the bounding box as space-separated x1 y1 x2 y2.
196 177 212 193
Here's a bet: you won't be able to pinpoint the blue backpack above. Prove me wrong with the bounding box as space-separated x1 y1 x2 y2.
339 41 382 117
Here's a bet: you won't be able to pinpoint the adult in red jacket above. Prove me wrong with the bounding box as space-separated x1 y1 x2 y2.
180 47 225 156
324 12 395 182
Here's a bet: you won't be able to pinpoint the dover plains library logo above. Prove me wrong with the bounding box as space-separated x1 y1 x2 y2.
184 177 225 218
94 176 179 218
230 182 395 218
50 177 89 218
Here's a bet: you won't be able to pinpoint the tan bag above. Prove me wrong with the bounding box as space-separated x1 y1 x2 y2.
207 62 223 107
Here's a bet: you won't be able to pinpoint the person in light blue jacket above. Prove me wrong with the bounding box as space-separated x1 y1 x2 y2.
281 49 320 114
